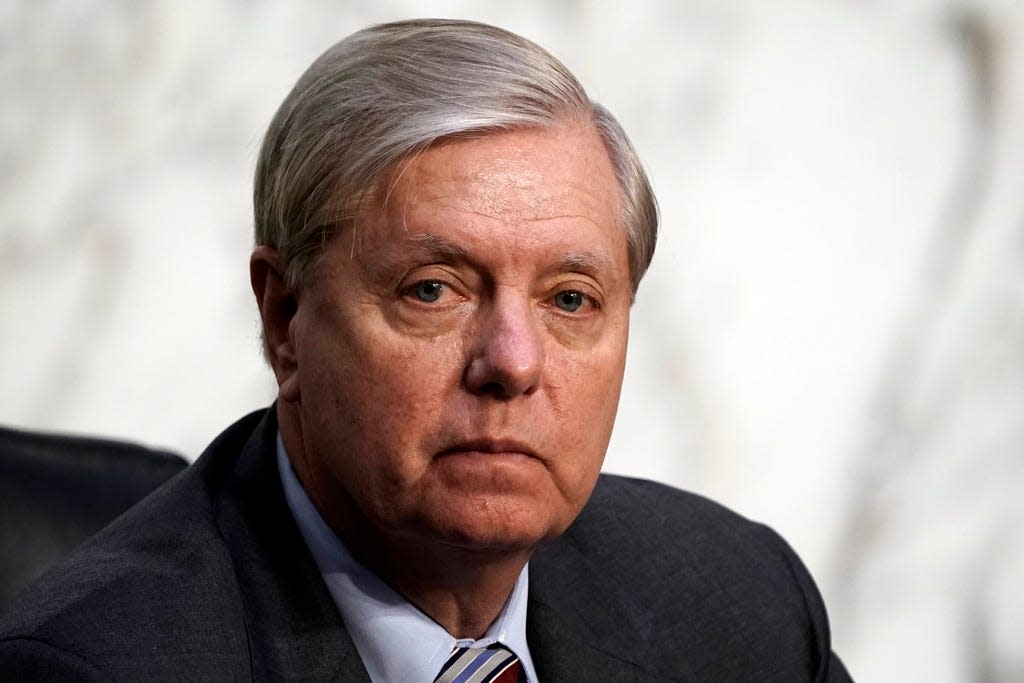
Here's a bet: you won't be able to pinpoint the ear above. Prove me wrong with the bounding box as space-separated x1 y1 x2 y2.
250 246 301 402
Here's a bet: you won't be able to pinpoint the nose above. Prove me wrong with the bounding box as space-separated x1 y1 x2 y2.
463 293 545 399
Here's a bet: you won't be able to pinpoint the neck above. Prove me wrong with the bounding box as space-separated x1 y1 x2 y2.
371 540 530 639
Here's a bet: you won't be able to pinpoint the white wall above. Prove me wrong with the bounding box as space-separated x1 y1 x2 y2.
2 1 1022 679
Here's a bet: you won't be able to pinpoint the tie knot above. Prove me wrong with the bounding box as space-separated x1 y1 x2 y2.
433 644 523 683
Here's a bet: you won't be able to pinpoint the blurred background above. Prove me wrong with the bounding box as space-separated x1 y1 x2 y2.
2 1 1022 679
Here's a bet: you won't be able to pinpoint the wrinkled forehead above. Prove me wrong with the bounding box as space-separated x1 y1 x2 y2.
373 124 621 226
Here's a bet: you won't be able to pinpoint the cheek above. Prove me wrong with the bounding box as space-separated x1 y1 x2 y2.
365 336 466 418
561 330 626 415
547 338 627 480
300 325 463 470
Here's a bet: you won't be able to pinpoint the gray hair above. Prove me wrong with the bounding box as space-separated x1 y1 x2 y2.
254 18 658 293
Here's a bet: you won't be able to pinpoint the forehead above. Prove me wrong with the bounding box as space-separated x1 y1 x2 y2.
387 125 620 223
354 125 626 265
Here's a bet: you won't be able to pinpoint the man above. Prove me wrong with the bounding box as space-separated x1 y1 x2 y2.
0 19 851 681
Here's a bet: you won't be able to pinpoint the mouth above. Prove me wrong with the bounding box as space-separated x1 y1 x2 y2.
440 438 539 459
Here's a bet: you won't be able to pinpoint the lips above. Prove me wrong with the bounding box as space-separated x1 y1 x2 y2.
440 438 538 459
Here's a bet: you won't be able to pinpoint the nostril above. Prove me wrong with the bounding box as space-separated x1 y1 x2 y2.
478 381 508 398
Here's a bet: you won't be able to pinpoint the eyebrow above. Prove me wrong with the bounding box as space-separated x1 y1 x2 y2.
360 232 470 285
405 233 471 261
364 232 619 286
556 249 617 276
410 235 616 276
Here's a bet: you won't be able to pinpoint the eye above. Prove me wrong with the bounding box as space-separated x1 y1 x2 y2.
409 280 444 303
553 290 585 312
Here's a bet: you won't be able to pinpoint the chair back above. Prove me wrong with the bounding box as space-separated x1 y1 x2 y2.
0 425 188 612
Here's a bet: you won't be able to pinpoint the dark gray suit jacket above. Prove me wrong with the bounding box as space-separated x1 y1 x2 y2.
0 408 852 681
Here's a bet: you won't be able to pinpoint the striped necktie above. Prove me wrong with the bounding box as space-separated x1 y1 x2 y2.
433 644 524 683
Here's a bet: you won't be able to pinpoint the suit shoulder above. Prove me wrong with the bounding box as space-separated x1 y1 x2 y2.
573 475 821 596
576 474 770 549
0 475 248 676
0 636 108 681
534 474 845 681
0 415 266 679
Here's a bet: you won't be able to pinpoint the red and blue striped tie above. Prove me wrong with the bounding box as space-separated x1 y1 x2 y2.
433 644 524 683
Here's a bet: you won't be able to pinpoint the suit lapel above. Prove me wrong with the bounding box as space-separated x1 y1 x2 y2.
527 600 661 682
527 536 663 683
214 408 372 682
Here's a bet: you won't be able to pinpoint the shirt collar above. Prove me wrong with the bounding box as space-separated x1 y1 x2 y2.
276 434 538 683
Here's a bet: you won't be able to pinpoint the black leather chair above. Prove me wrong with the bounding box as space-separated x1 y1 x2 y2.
0 425 188 613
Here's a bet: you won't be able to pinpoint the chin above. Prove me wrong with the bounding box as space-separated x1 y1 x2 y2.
421 506 564 555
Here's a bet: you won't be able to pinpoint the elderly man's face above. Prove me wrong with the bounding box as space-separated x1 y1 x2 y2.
282 125 631 555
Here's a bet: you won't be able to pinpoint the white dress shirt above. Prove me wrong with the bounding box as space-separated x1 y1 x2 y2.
276 435 538 683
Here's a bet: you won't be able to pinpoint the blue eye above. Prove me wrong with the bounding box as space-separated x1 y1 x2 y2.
554 290 585 312
411 280 444 302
